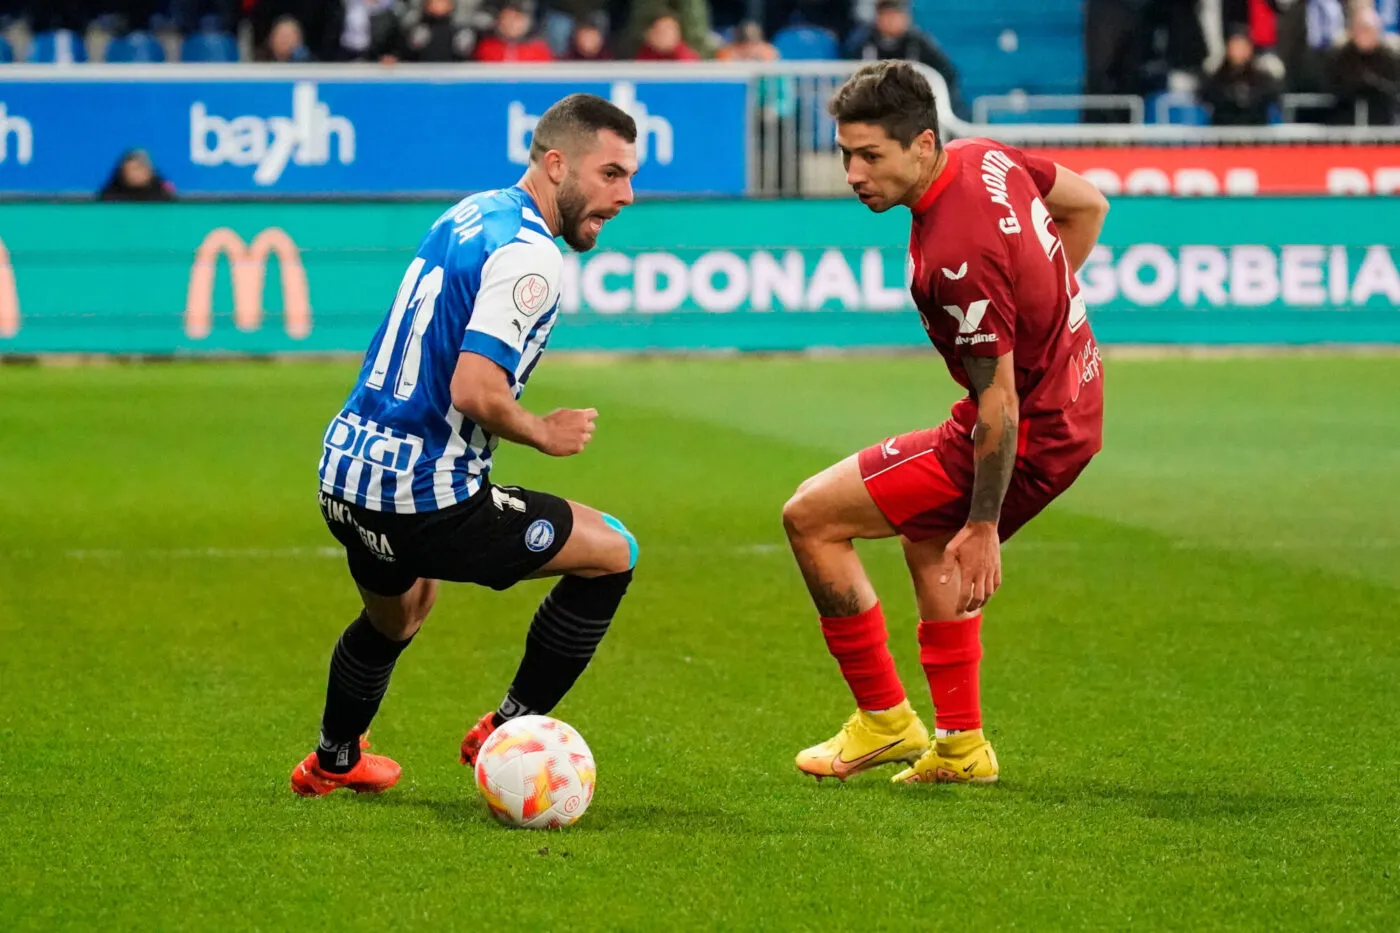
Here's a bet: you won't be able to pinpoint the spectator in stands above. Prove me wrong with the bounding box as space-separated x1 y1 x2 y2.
844 0 966 119
1086 0 1150 118
716 20 777 61
634 11 702 61
564 11 613 60
1274 0 1346 91
1328 5 1400 122
542 0 608 56
626 1 713 58
398 0 493 61
1139 0 1210 93
474 0 554 61
1202 27 1284 123
337 0 401 61
262 14 314 61
98 150 176 203
250 1 340 60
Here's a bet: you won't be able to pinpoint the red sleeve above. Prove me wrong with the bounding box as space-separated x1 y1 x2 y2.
1014 148 1058 198
933 235 1017 359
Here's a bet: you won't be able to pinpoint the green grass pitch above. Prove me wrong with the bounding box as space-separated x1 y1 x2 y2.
1 354 1397 931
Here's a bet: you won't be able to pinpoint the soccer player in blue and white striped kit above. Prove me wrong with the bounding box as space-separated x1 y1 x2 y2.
291 94 641 797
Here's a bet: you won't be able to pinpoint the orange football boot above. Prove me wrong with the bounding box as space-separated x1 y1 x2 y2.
290 734 401 797
459 711 498 766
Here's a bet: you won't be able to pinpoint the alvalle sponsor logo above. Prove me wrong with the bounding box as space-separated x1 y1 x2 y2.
190 83 355 185
1079 244 1400 306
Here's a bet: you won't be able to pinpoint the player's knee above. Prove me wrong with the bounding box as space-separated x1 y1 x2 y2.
599 513 638 573
414 579 439 623
782 483 825 542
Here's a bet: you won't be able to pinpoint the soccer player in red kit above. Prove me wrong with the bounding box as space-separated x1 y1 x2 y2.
786 61 1110 784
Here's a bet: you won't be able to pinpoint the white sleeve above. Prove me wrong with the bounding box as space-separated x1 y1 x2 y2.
459 238 563 373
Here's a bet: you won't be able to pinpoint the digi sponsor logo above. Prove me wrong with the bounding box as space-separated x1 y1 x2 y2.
323 418 424 474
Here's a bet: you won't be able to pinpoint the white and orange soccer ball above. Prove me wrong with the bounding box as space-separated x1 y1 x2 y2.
473 715 596 829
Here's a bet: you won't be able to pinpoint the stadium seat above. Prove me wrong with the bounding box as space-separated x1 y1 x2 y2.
105 31 166 63
0 36 12 64
772 26 838 61
914 0 1086 115
181 31 239 62
26 30 89 64
1149 91 1210 126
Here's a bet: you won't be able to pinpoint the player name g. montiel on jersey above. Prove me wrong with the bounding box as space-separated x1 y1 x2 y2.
908 137 1104 475
318 186 562 514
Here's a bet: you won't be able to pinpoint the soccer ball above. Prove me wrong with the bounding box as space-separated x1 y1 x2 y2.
473 715 596 829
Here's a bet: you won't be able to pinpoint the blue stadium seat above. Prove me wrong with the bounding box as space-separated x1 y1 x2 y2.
27 30 89 64
105 31 166 63
1149 92 1210 126
773 26 838 61
0 36 12 64
181 31 239 62
914 0 1086 114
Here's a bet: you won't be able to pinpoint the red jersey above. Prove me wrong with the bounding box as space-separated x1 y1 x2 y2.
908 137 1104 477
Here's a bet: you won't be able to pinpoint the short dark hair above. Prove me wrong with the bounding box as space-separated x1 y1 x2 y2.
827 60 939 148
529 93 638 163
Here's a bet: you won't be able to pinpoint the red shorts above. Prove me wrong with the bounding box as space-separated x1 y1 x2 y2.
858 420 1092 543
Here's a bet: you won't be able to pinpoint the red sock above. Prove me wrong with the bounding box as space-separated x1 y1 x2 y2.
819 602 906 711
918 615 983 732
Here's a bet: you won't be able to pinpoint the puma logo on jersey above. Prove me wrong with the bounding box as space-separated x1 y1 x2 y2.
942 299 991 334
942 262 968 280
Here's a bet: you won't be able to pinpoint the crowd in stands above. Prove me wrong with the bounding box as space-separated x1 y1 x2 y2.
0 0 966 115
1088 0 1400 125
4 0 1397 127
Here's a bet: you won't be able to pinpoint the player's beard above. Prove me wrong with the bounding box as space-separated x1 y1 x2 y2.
556 176 597 253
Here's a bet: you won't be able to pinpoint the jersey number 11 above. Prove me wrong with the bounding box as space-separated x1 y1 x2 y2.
367 258 445 401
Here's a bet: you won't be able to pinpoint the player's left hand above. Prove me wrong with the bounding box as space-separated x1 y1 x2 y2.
940 521 1002 614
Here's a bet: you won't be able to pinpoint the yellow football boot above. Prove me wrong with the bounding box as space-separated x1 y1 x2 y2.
795 700 930 782
891 728 999 784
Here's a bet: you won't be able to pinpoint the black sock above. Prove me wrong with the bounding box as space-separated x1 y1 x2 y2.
317 611 413 773
497 570 632 724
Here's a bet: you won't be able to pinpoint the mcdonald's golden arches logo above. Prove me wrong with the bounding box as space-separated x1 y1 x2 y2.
0 236 19 339
185 227 311 339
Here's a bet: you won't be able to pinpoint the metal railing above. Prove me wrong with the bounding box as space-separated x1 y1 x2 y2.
974 93 1146 124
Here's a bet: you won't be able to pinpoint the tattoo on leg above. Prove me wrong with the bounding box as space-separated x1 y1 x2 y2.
809 579 865 618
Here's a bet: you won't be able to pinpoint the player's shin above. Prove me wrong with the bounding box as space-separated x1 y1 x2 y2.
494 569 632 724
317 611 415 773
918 615 983 734
821 602 906 712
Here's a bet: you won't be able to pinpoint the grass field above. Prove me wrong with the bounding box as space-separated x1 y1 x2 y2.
2 354 1398 931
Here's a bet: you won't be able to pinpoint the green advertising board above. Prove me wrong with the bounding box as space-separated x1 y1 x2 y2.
0 197 1396 354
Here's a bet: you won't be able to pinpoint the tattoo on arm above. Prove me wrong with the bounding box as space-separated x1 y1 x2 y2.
963 355 1018 525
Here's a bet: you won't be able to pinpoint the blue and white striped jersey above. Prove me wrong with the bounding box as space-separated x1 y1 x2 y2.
318 186 563 513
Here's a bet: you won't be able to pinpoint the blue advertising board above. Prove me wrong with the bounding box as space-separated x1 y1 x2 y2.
0 67 748 197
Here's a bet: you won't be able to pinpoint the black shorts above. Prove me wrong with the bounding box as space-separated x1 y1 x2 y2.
318 482 574 596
